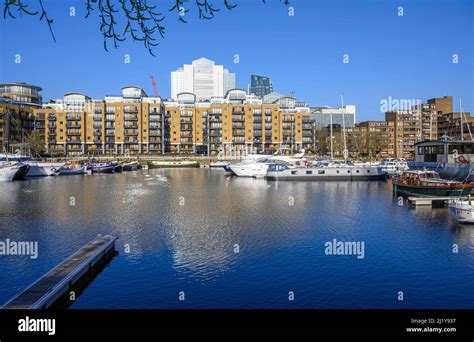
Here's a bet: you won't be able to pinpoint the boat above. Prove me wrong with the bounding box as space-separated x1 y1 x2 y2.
209 161 230 169
266 162 387 181
58 165 87 176
449 196 474 223
122 161 139 171
392 170 474 197
89 162 114 174
147 160 200 168
379 158 409 175
0 154 63 177
228 154 305 178
0 163 30 181
111 162 123 173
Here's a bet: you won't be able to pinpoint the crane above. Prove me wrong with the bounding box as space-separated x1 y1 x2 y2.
150 75 158 97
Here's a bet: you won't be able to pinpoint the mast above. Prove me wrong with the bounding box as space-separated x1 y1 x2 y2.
330 111 333 160
341 94 347 162
460 98 464 141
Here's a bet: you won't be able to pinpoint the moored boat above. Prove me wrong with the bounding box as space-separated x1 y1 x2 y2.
266 163 387 181
89 162 114 174
392 170 474 197
147 160 200 169
0 163 30 181
122 161 139 171
449 196 474 224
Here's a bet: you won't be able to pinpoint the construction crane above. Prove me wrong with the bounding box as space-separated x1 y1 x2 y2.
150 75 158 97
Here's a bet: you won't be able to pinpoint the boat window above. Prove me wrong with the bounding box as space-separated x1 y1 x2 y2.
306 170 312 175
291 171 297 175
347 170 350 173
318 170 325 174
356 170 359 173
337 170 340 174
367 170 370 173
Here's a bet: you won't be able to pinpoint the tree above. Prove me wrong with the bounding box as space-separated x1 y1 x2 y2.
26 129 45 156
3 0 289 56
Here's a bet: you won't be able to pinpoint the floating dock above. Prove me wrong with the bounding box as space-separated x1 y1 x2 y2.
2 234 118 309
408 196 466 206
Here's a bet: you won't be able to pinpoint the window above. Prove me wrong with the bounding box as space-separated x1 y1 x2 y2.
306 170 313 175
367 170 370 173
356 170 360 173
337 170 340 174
318 170 325 174
291 171 298 175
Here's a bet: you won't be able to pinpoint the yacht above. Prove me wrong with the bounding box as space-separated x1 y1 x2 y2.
379 158 409 175
0 154 64 177
0 162 30 181
449 197 474 224
228 154 306 178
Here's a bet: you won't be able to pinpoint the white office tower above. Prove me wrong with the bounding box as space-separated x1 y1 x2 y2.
171 58 236 100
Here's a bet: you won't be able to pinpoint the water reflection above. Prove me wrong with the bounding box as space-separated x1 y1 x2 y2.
0 169 474 308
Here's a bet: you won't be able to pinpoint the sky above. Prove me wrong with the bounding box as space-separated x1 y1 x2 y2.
0 0 473 121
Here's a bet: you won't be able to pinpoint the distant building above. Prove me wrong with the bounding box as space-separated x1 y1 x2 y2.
0 82 42 153
170 58 236 101
311 105 356 129
249 75 273 98
262 92 285 104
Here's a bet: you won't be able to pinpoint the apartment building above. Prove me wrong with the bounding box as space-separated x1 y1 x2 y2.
31 87 313 156
0 82 42 153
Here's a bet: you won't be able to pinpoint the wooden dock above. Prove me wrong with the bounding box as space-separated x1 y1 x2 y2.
408 196 466 206
2 234 118 309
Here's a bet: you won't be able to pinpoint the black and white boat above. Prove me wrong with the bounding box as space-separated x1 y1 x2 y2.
0 162 30 181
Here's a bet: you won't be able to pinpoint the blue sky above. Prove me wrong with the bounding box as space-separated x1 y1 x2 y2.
0 0 473 121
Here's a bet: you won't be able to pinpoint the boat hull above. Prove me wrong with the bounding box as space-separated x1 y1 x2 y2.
266 166 387 181
0 164 29 181
147 161 200 169
92 166 114 174
393 182 474 197
449 203 474 223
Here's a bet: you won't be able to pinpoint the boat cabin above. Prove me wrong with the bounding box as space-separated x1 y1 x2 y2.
415 140 474 164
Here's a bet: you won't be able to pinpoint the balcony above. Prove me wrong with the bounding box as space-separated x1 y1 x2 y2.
66 129 81 136
66 115 81 121
149 130 161 137
232 115 245 122
149 115 161 122
125 129 139 136
232 122 245 129
124 114 138 121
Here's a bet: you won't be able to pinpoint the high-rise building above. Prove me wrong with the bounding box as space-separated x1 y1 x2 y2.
249 75 273 98
170 58 236 101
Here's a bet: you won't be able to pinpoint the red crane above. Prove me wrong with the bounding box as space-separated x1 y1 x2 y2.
150 75 158 97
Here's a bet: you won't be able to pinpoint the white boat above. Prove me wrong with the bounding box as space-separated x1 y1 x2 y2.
449 197 474 223
379 158 409 175
209 161 230 169
229 155 306 177
0 154 63 177
0 163 30 181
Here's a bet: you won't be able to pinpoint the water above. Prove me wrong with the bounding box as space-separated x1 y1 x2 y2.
1 169 473 308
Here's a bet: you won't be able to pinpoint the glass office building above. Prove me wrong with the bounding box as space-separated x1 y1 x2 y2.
249 75 273 98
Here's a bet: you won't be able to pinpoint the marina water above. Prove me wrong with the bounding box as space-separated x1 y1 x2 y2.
0 169 473 308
